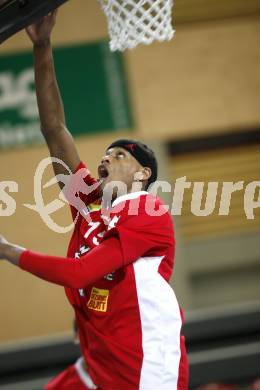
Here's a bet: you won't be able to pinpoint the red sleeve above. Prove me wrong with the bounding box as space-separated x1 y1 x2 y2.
63 161 101 221
19 205 173 289
19 237 123 289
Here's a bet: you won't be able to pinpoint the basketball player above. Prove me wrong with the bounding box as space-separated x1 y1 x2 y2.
0 11 189 390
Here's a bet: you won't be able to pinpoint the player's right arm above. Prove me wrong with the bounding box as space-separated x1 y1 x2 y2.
26 10 81 185
1 202 173 288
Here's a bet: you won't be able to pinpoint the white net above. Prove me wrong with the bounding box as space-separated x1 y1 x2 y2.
98 0 174 51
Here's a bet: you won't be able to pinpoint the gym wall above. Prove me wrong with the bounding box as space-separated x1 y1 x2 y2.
0 0 260 344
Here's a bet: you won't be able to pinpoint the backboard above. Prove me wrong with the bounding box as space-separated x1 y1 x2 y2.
0 0 68 44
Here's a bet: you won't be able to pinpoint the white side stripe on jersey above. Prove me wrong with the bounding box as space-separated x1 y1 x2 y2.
133 256 182 390
75 357 97 389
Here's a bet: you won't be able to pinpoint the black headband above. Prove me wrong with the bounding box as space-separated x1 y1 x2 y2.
107 139 158 186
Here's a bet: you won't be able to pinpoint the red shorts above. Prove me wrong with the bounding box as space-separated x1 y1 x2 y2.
44 357 101 390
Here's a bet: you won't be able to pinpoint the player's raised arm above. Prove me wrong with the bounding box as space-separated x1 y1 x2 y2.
26 10 81 183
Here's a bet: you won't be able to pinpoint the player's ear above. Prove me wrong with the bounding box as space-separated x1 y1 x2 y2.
142 167 152 181
135 167 151 182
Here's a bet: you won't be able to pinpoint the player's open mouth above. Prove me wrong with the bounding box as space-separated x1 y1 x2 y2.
98 165 109 179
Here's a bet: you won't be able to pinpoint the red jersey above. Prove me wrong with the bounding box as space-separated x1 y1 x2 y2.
20 162 189 390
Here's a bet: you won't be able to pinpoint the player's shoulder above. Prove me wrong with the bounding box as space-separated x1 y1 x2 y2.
119 192 172 226
139 191 169 210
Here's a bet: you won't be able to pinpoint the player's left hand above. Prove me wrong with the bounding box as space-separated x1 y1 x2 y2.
26 9 57 46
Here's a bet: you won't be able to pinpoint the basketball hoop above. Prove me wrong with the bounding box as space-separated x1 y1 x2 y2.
0 0 174 50
98 0 175 51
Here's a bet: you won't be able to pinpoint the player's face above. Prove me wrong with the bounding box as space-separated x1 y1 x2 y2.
98 147 144 193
